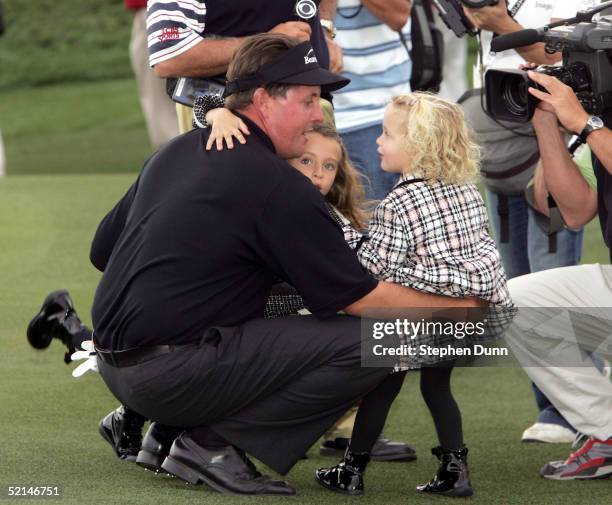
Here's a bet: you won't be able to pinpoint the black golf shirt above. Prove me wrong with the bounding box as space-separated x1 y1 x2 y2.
90 115 377 351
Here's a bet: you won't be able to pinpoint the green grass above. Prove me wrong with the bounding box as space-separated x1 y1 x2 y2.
0 0 132 91
0 79 152 175
1 174 611 505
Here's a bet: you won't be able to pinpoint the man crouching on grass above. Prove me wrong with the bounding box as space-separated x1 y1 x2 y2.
27 33 479 495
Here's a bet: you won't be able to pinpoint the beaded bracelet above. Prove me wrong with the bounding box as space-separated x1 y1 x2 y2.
192 93 226 129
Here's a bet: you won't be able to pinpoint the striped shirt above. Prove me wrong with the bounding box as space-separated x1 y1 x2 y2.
332 0 412 133
146 1 330 70
147 0 207 67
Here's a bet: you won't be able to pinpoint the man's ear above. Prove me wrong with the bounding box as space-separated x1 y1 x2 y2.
252 88 270 112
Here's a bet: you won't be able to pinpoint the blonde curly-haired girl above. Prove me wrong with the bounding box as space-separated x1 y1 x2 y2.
317 93 512 498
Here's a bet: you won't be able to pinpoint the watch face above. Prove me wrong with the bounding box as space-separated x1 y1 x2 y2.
589 116 605 129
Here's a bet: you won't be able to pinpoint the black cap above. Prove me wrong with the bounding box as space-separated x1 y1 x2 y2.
224 41 349 96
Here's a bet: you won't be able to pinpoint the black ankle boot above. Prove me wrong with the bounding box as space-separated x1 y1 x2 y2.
136 422 182 473
99 406 146 462
27 290 88 363
416 446 473 497
315 446 370 495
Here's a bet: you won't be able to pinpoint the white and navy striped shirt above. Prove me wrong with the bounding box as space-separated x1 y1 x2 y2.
332 0 412 133
147 0 207 67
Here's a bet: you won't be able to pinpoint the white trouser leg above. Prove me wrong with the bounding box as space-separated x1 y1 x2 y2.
507 264 612 439
129 9 180 148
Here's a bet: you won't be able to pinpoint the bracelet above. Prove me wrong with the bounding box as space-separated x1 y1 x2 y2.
192 93 226 129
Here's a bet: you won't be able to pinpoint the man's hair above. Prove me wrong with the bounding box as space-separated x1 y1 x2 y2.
225 33 298 110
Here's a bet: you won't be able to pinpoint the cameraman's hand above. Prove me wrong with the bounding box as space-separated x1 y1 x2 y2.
527 71 590 134
528 70 557 126
463 1 514 33
269 21 312 43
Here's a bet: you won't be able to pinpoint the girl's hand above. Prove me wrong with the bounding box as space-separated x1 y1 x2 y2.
205 108 251 151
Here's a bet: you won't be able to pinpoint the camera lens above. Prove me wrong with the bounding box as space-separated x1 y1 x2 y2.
500 76 528 118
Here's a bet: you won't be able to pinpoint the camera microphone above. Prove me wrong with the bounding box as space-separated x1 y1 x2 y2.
490 28 544 52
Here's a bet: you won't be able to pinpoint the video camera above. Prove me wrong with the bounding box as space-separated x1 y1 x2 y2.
432 0 499 37
485 2 612 122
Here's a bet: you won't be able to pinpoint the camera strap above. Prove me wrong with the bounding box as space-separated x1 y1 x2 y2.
509 0 528 18
489 0 528 52
524 183 563 253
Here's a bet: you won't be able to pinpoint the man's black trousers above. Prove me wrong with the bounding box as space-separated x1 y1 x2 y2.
98 315 393 475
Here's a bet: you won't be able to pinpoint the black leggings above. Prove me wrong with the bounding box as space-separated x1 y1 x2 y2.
350 371 407 453
420 362 463 450
350 362 463 453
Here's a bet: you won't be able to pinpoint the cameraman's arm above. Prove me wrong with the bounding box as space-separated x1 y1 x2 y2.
153 37 244 78
320 0 343 73
587 129 612 176
363 0 411 31
151 38 243 77
463 2 560 65
148 0 311 78
147 0 233 77
152 23 313 78
532 108 597 229
319 0 337 20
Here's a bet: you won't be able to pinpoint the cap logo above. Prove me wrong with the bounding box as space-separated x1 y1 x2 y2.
304 48 318 65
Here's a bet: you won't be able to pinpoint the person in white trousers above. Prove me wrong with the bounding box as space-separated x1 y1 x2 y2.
127 2 179 149
505 69 612 480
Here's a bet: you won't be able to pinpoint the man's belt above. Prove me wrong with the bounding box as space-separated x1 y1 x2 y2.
95 343 199 368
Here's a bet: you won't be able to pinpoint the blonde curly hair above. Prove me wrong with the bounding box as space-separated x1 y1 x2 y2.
390 92 481 185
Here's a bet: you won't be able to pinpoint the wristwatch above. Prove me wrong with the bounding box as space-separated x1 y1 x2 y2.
320 18 337 39
579 115 605 143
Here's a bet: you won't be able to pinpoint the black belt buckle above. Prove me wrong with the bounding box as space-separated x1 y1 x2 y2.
95 348 123 367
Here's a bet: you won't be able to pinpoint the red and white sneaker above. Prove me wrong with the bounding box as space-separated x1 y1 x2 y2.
540 437 612 480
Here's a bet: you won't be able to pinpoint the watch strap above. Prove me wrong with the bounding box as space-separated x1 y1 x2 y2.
320 19 336 39
579 116 602 143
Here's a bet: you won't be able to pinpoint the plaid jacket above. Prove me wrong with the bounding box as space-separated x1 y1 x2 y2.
346 175 512 307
